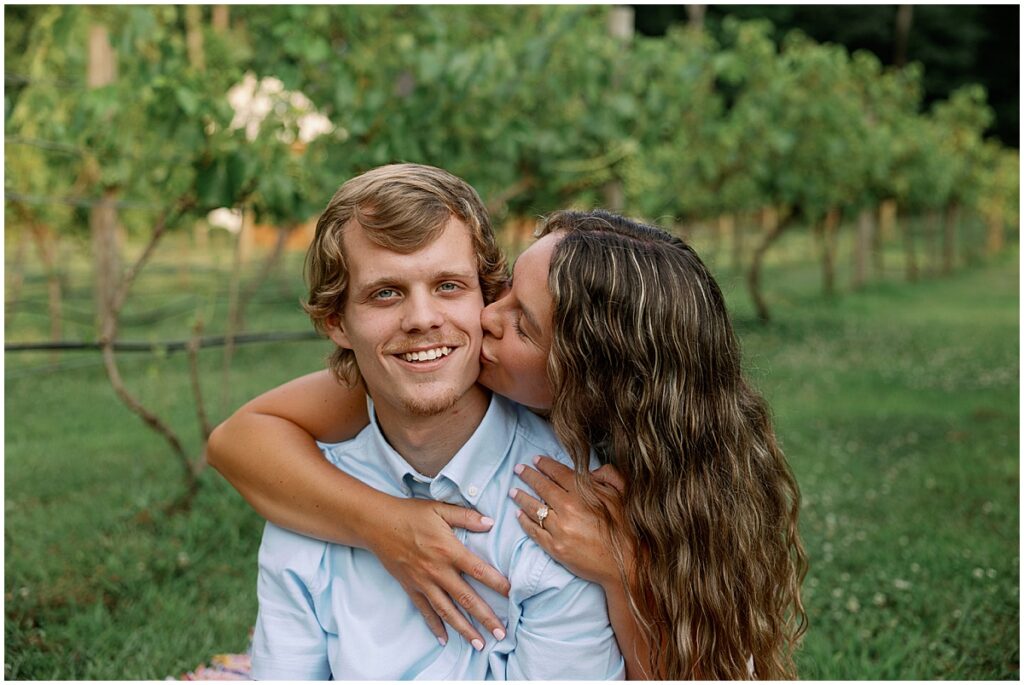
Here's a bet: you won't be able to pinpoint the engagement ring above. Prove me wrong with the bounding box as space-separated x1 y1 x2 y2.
536 504 550 529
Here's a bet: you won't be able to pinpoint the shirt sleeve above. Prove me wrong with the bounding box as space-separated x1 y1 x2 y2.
506 556 626 680
251 524 332 681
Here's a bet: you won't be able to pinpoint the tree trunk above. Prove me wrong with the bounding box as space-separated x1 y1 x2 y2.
819 208 840 297
986 206 1005 255
853 208 874 289
87 24 117 87
602 5 633 212
212 5 229 33
607 5 635 41
942 203 960 275
686 5 707 30
900 209 918 282
893 5 914 68
747 213 793 324
184 5 205 71
98 205 202 505
602 180 625 213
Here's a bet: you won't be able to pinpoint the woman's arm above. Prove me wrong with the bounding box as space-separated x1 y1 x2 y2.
510 457 656 679
207 370 511 648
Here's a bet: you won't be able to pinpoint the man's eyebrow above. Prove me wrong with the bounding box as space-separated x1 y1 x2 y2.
432 269 478 283
356 270 477 294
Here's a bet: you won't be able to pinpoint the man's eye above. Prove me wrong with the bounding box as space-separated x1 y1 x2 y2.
438 282 460 293
372 288 399 300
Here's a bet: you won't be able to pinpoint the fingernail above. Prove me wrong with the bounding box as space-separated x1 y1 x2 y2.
493 627 506 641
472 638 484 651
532 455 541 465
513 463 524 475
480 516 495 527
508 487 519 498
438 636 447 647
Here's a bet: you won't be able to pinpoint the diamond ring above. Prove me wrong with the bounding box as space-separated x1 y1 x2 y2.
536 504 550 529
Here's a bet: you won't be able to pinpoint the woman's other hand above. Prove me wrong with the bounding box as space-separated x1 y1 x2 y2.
510 456 632 589
365 497 512 649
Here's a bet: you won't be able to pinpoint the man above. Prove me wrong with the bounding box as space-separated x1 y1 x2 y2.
251 164 624 680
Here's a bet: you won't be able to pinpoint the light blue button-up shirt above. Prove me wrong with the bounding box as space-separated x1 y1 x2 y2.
251 394 625 680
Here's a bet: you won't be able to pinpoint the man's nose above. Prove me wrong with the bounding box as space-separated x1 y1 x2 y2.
401 291 445 332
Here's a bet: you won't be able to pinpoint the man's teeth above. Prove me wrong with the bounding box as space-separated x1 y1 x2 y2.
401 346 452 362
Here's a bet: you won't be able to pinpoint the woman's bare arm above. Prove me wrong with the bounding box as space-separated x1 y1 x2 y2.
511 458 657 679
207 370 511 647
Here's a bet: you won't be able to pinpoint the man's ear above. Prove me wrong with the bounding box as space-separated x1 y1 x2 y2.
325 315 352 350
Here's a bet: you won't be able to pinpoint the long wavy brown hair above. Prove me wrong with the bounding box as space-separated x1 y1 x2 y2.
540 210 807 679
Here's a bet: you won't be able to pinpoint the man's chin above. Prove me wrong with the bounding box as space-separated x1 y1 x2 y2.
399 390 463 417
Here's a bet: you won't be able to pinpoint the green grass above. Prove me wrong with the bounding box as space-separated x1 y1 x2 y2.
4 226 1019 679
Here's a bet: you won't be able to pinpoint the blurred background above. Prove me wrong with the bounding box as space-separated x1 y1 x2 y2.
4 5 1018 679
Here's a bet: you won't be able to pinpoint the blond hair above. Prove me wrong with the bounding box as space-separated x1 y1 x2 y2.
304 164 508 384
540 210 807 679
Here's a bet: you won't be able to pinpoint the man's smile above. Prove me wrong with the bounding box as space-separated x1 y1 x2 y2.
398 345 453 363
388 340 465 373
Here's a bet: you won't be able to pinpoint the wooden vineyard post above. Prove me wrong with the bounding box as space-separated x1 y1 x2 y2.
986 206 1005 256
819 207 840 297
852 207 874 289
876 199 898 278
87 23 121 334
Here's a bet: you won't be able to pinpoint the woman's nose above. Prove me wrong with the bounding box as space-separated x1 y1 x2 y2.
480 298 504 338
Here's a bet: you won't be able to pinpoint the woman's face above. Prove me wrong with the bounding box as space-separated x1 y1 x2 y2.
478 231 563 411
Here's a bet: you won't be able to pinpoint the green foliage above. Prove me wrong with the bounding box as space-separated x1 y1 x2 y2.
5 6 1017 240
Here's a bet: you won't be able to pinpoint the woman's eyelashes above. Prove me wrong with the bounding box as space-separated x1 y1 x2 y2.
512 313 529 340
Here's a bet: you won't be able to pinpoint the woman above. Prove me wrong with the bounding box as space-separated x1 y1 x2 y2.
209 210 806 679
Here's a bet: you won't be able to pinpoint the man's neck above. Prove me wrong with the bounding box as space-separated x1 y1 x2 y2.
373 385 491 478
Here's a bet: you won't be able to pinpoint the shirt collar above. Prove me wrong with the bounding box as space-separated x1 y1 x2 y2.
366 394 519 506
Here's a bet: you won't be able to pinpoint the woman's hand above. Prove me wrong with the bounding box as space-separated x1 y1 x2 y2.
509 456 632 589
363 496 512 649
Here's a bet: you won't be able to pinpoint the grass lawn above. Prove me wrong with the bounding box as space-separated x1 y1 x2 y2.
4 226 1019 679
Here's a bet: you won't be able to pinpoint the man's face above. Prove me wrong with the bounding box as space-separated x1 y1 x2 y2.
328 217 485 419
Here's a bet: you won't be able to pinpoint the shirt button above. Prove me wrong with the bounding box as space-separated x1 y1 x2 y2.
467 485 479 497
